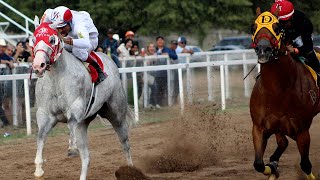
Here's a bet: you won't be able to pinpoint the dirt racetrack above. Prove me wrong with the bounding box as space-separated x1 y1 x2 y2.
1 104 320 180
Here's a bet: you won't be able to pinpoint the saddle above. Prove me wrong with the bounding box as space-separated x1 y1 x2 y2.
296 56 319 87
83 51 105 83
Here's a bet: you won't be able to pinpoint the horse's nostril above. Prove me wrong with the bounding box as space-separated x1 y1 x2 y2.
35 70 39 74
40 63 46 68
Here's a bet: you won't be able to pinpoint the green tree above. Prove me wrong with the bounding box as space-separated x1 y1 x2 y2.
2 0 320 46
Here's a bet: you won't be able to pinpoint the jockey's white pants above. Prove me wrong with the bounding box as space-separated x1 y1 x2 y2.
72 37 98 61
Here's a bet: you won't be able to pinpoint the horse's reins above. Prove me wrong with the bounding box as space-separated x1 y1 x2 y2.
243 63 258 80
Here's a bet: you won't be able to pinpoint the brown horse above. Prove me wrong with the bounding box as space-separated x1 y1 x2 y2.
250 9 320 180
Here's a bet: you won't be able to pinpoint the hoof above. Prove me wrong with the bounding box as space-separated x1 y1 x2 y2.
307 172 316 180
264 161 280 179
266 162 279 178
268 174 277 180
67 148 79 157
34 176 44 180
34 171 44 179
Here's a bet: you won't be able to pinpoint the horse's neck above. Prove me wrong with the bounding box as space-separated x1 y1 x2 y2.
50 50 76 75
260 55 298 89
43 50 81 85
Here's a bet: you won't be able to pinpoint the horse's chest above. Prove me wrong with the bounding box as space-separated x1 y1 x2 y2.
40 92 67 113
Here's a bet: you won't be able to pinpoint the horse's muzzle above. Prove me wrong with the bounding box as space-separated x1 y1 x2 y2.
255 46 273 64
32 62 46 77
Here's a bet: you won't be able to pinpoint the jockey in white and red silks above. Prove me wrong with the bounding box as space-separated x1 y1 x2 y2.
41 6 106 84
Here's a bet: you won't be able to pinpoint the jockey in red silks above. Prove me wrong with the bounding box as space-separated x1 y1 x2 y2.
41 6 106 84
270 0 320 75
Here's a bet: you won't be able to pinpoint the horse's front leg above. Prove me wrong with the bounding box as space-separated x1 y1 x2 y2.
67 119 79 157
68 114 90 180
34 109 57 178
67 98 88 157
252 124 274 178
67 114 96 157
296 130 316 180
265 133 288 179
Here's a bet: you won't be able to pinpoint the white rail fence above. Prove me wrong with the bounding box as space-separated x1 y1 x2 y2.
0 50 258 135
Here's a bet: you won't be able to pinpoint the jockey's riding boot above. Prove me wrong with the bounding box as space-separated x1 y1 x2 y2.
306 51 320 85
306 51 320 74
86 55 106 85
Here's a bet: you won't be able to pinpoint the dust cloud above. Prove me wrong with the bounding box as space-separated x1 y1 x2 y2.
141 103 251 173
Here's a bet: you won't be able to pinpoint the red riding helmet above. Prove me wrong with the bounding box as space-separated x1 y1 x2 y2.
271 0 294 20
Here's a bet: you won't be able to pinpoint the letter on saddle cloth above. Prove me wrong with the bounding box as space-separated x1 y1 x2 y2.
83 52 105 83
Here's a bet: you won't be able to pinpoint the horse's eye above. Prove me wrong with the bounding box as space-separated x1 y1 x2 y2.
49 36 55 45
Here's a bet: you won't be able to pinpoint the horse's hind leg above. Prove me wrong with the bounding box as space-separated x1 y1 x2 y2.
34 109 57 178
296 131 316 180
74 121 90 180
99 95 133 166
252 125 273 176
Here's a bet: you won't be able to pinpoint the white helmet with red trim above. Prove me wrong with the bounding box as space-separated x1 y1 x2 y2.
51 6 73 28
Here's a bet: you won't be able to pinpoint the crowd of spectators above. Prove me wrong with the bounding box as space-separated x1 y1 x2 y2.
0 38 34 127
97 29 194 109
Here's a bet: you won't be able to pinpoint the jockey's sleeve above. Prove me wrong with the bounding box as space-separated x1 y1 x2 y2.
297 21 314 55
298 34 314 55
72 28 91 49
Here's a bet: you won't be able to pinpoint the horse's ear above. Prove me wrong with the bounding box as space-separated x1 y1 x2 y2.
256 7 262 17
34 15 40 29
29 36 35 47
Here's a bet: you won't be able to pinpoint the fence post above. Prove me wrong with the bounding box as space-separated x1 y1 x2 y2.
220 65 226 110
178 68 184 113
12 68 18 126
186 55 193 104
243 52 250 97
143 58 148 108
121 59 127 95
24 79 31 135
132 72 139 122
224 53 230 99
206 54 213 101
167 57 172 106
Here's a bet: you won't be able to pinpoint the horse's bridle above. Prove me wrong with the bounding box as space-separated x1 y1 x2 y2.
251 11 284 60
32 35 64 70
252 31 285 60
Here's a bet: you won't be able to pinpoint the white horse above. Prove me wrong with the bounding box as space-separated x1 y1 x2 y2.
31 21 133 179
